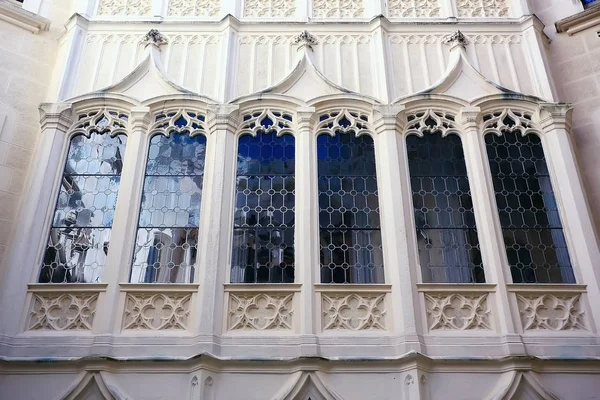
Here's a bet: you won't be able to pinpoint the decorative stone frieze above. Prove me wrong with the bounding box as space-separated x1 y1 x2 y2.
388 0 440 18
122 293 192 330
244 0 296 17
312 0 364 18
456 0 510 18
424 293 492 331
321 293 387 331
28 292 98 331
167 0 221 17
516 293 587 331
228 293 294 330
97 0 152 16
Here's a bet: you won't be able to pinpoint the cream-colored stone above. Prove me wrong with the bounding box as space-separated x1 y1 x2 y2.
0 165 10 191
4 145 32 171
0 218 11 244
0 191 18 221
11 123 38 149
7 169 25 194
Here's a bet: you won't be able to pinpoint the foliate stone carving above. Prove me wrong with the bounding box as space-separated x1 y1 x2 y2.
28 293 98 331
322 294 386 330
456 0 510 17
150 109 207 136
244 0 296 17
405 109 459 136
122 293 192 330
312 0 364 18
141 29 168 47
168 0 221 17
516 294 587 331
238 109 294 136
388 33 520 45
315 109 371 135
443 30 469 46
72 108 129 136
424 293 492 330
388 0 440 18
293 30 319 51
97 0 152 16
228 293 294 330
482 109 538 135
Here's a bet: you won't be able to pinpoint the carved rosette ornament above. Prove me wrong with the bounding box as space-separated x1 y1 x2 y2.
293 30 319 51
28 293 98 331
122 293 192 330
141 29 168 48
425 293 492 331
228 293 294 330
516 294 587 331
321 293 386 331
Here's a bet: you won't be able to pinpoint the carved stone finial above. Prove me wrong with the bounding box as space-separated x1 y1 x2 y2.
293 30 318 51
141 29 168 48
443 30 469 47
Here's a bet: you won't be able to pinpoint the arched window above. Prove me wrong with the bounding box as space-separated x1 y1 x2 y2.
39 110 128 283
130 111 207 283
483 110 575 284
405 111 484 283
317 110 384 284
230 110 295 284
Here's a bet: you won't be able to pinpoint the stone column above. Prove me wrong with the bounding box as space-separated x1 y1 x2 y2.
0 103 72 335
94 106 151 334
458 106 523 352
537 103 600 332
372 105 422 350
197 105 239 335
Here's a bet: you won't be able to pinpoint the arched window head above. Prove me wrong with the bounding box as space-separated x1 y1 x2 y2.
483 109 575 284
405 110 484 283
231 110 295 284
39 109 129 283
130 110 207 284
316 109 384 284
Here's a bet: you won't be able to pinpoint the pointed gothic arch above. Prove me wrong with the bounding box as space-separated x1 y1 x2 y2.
273 372 344 400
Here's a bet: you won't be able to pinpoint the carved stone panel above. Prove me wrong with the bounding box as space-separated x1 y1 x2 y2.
321 293 387 331
97 0 152 16
456 0 510 17
122 293 192 330
424 293 492 331
388 0 440 17
28 293 98 331
228 293 294 330
312 0 364 18
516 294 587 331
168 0 221 17
244 0 296 17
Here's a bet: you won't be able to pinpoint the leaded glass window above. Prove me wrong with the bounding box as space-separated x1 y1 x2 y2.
39 110 128 283
483 110 575 284
130 111 207 283
317 110 384 284
230 110 295 284
406 112 484 283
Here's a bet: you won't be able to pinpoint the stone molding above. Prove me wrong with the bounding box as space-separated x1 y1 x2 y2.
0 0 49 33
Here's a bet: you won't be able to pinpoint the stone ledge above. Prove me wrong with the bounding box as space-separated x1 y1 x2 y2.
0 0 49 33
556 3 600 35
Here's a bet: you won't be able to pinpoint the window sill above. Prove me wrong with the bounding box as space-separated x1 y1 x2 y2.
556 3 600 35
0 0 49 33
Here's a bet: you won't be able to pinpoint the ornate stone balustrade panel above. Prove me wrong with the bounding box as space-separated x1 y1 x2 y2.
26 284 106 331
316 285 391 332
119 284 197 331
388 0 441 18
97 0 152 16
312 0 365 18
244 0 297 17
167 0 222 17
455 0 510 17
417 285 496 332
224 285 300 332
508 285 590 332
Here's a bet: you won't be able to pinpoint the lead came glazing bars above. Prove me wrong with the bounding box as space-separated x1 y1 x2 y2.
130 111 207 283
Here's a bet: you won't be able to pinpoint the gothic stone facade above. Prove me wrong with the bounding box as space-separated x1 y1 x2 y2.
0 0 599 399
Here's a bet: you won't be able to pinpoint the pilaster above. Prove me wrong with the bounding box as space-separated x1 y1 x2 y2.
458 106 523 352
94 106 151 334
198 104 240 335
372 105 422 349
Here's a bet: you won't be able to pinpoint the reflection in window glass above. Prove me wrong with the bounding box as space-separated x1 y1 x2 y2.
318 129 384 284
485 131 575 283
231 115 295 284
130 116 206 283
407 133 484 283
39 132 127 283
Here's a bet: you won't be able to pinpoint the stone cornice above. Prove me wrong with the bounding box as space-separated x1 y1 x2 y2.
0 0 49 33
556 3 600 35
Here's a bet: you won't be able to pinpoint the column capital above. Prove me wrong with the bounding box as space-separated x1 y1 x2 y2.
372 104 406 134
296 106 316 130
206 104 240 133
39 103 73 132
537 103 574 132
458 106 481 132
129 106 151 131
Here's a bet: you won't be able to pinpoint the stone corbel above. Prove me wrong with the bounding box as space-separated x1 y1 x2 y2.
536 103 574 133
39 103 74 133
372 104 406 135
206 104 240 133
295 106 316 131
458 106 481 133
128 106 152 133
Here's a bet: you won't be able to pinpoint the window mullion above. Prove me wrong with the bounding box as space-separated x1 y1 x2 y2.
94 106 151 334
458 106 517 336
